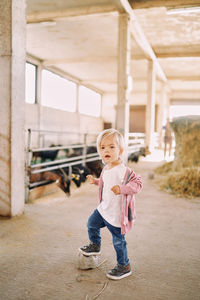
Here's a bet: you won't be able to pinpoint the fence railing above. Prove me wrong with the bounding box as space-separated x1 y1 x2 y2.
25 129 146 202
25 129 101 202
127 133 146 154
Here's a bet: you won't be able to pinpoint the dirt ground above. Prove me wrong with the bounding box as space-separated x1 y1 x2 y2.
0 157 200 300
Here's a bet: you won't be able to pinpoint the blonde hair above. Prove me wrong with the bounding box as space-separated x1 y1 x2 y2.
96 128 125 159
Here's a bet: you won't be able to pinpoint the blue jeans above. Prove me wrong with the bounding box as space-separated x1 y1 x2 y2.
87 209 129 266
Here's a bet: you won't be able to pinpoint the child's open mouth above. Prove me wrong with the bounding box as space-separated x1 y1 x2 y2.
105 155 110 158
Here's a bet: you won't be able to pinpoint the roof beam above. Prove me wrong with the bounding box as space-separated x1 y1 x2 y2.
129 76 200 81
168 76 200 81
43 55 148 66
42 51 200 67
113 0 167 82
42 56 117 66
129 0 200 9
82 76 200 83
27 4 116 24
155 52 200 58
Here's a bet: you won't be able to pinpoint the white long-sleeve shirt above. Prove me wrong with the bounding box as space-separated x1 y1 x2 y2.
97 164 126 227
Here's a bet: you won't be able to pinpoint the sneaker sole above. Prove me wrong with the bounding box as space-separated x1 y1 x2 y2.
78 248 101 257
106 271 132 280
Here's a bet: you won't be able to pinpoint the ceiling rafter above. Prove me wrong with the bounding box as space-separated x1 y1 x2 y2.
42 51 200 67
42 56 117 66
113 0 167 82
129 0 200 9
27 4 116 24
156 52 200 58
26 0 200 93
77 75 200 85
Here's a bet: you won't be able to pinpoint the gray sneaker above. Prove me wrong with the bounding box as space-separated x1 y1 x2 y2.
79 242 101 256
106 263 132 280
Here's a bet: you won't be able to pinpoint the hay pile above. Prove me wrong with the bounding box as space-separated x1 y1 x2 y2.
155 116 200 198
171 115 200 169
155 165 200 198
155 161 173 175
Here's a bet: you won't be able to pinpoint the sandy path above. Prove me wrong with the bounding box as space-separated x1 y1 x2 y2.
0 159 199 300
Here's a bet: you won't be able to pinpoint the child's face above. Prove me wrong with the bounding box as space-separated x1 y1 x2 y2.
99 135 122 166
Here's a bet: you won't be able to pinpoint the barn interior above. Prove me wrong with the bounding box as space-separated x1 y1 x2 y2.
1 0 200 215
0 1 200 298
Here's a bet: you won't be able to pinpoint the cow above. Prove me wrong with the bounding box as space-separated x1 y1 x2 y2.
28 167 71 195
32 144 62 163
128 147 148 163
29 144 103 196
86 146 103 178
28 164 91 196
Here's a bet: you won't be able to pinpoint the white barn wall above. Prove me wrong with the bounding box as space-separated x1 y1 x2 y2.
130 80 163 105
25 81 174 150
25 104 40 149
79 114 103 144
101 93 117 127
101 89 161 128
25 104 39 130
25 103 103 148
171 90 200 100
129 92 147 105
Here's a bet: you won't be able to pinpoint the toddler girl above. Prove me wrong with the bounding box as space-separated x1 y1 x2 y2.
79 129 142 280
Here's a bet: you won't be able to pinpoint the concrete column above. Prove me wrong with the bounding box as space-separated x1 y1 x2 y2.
37 64 42 147
76 84 79 113
116 14 131 146
157 82 168 148
166 92 171 119
145 60 156 152
0 0 26 216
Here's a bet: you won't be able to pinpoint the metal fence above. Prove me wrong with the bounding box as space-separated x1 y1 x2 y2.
25 129 146 202
127 133 146 154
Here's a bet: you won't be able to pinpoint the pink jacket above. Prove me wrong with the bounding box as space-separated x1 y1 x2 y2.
94 167 142 234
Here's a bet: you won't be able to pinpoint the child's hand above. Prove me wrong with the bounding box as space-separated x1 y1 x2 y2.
86 175 95 184
111 185 120 195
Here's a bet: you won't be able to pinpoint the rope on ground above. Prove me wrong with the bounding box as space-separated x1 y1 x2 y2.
91 281 109 300
96 259 107 268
